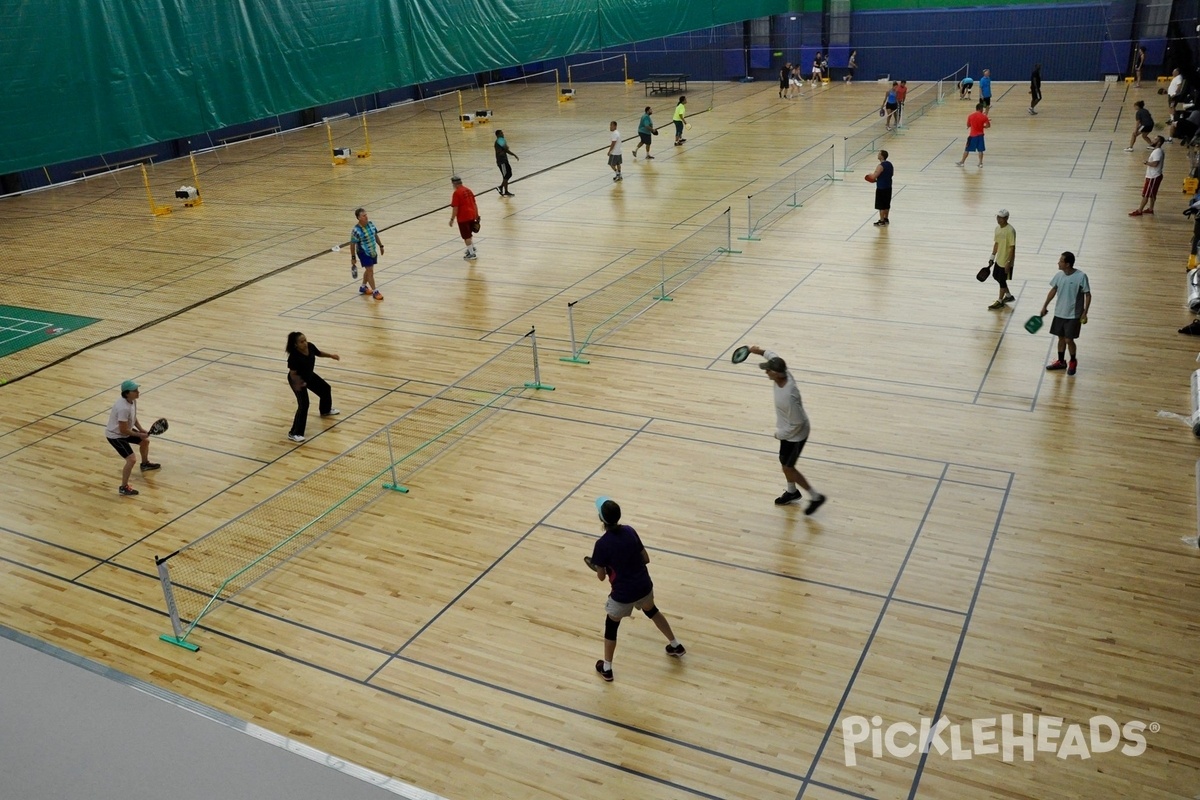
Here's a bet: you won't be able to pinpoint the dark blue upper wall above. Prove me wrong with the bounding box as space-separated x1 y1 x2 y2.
849 2 1120 81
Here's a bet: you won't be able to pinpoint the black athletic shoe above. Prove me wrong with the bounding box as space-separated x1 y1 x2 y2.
666 643 686 658
503 191 515 197
119 485 139 496
595 660 613 682
775 489 802 506
805 494 827 516
140 462 161 471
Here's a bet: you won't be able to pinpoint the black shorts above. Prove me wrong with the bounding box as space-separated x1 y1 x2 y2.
874 186 892 211
496 160 512 180
107 435 141 458
1049 316 1082 339
639 132 652 146
779 438 807 467
992 262 1012 283
981 97 991 108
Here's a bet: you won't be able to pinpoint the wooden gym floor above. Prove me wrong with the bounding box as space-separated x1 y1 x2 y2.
0 78 1198 799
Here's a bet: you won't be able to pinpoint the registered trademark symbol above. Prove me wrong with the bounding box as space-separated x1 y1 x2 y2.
1149 722 1160 733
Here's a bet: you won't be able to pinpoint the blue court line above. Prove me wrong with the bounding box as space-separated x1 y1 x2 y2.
905 471 1014 799
919 138 962 173
138 351 1015 484
0 355 225 465
1074 192 1099 258
1028 335 1061 412
772 304 1029 337
364 419 653 682
0 554 729 800
58 415 271 466
0 523 107 567
675 183 755 228
69 371 412 582
1098 140 1114 181
0 444 1009 796
1036 193 1066 254
1067 141 1088 179
794 463 954 800
779 135 837 167
705 268 822 369
544 522 969 617
971 279 1029 405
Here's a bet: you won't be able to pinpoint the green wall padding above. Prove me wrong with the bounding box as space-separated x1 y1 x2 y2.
408 0 601 82
1 0 794 175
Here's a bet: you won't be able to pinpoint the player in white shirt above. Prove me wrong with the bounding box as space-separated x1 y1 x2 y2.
746 346 827 514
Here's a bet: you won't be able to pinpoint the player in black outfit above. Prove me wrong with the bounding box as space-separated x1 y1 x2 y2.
588 498 685 682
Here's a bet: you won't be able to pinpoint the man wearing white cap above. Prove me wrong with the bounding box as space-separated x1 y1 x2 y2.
988 209 1017 310
104 380 159 496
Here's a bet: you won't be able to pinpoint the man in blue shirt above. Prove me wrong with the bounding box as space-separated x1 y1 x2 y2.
588 498 685 682
980 69 992 113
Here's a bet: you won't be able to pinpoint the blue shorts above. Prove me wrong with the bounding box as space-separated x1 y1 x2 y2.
966 135 986 153
357 249 377 268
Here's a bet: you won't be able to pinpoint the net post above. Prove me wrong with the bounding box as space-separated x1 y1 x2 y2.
382 426 409 493
484 85 490 112
839 136 853 173
523 327 555 390
739 194 759 241
358 116 372 158
654 253 674 301
721 207 740 254
327 123 345 165
185 155 204 207
141 164 171 217
568 64 574 93
560 301 590 363
827 143 842 181
624 54 633 85
156 556 199 651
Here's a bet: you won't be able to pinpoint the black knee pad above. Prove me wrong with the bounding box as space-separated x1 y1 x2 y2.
604 616 620 641
643 605 659 620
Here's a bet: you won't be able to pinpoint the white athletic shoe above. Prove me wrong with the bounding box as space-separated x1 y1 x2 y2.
287 433 305 442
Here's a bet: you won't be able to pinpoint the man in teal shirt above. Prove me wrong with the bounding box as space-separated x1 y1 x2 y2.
632 106 657 159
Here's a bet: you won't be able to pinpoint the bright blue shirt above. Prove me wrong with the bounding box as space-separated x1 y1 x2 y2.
980 76 992 98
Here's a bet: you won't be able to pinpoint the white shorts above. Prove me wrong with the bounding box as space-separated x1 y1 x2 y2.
606 590 653 619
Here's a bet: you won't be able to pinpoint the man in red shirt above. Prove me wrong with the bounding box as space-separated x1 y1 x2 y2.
955 103 991 168
895 80 908 125
448 176 479 260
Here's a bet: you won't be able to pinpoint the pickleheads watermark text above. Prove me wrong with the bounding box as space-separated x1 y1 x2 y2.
842 714 1156 766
